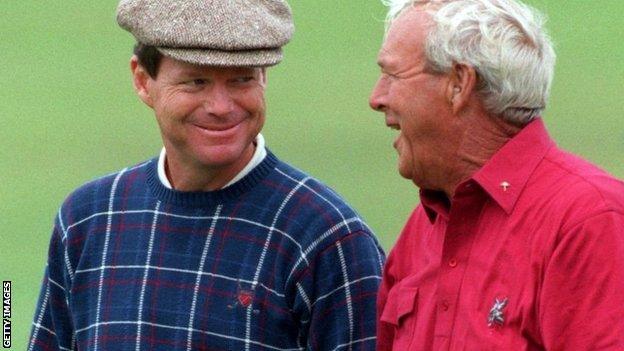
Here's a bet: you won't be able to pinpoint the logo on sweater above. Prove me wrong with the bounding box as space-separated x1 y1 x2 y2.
487 297 508 327
228 284 255 310
237 290 253 307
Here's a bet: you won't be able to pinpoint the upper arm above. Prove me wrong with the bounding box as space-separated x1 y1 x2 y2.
294 231 384 350
540 210 624 350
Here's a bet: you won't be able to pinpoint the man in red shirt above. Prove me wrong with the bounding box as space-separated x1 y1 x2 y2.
369 0 624 349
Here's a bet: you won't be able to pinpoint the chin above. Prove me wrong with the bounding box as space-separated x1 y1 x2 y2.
397 164 413 180
196 152 242 168
193 144 251 168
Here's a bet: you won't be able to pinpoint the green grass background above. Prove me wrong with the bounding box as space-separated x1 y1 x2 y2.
1 1 622 349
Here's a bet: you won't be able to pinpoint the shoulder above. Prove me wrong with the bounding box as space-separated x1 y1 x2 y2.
541 148 623 209
529 147 624 233
274 161 363 215
57 158 154 229
266 158 381 250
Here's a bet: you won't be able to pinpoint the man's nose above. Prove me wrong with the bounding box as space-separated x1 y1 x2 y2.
203 85 234 116
369 78 387 112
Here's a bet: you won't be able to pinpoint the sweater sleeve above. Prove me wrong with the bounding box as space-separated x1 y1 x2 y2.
28 221 76 351
293 231 384 350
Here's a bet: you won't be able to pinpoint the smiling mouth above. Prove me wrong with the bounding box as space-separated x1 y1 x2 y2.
192 122 241 132
387 123 401 149
385 116 400 131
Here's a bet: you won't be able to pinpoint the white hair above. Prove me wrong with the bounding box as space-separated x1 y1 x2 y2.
382 0 556 125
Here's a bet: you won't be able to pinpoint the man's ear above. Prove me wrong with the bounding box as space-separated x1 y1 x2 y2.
130 55 154 108
446 62 477 114
259 67 267 88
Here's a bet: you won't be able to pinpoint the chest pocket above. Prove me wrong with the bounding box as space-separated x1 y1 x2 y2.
380 280 418 349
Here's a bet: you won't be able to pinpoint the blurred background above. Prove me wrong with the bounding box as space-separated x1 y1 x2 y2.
1 0 622 348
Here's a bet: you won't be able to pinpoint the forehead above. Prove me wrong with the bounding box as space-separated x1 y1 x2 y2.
159 56 261 76
377 8 432 68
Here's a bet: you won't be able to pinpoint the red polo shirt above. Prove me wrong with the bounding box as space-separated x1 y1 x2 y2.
377 119 624 350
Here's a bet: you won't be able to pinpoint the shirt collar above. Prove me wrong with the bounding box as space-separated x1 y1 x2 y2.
420 189 451 222
472 118 554 214
157 133 267 190
420 118 555 222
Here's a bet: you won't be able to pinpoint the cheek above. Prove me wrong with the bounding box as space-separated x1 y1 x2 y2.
231 93 266 125
247 110 266 138
156 95 198 121
238 88 265 112
398 121 428 165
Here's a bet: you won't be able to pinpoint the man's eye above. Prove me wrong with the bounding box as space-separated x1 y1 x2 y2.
190 79 207 86
233 76 254 84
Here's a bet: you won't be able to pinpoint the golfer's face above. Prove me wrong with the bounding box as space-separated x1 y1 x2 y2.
369 8 454 188
143 57 267 172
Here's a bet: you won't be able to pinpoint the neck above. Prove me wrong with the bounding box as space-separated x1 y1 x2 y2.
441 113 522 199
165 144 255 192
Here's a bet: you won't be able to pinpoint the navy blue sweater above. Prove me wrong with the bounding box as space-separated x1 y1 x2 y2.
29 151 385 350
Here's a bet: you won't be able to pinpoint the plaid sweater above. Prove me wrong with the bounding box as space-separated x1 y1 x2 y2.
29 151 385 351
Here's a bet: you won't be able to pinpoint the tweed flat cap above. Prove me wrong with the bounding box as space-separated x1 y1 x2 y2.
116 0 294 67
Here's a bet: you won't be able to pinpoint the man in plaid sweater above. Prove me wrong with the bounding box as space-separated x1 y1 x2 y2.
29 1 384 350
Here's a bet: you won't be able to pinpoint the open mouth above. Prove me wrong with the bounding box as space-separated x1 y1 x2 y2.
386 122 401 148
385 115 400 131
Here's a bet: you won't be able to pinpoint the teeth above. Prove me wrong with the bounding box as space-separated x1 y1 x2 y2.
389 125 400 130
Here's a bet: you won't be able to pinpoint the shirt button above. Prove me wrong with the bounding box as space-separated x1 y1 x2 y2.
448 258 458 267
441 301 450 311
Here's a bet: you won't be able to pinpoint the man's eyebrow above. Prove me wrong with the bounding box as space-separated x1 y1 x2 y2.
376 46 391 66
175 68 203 77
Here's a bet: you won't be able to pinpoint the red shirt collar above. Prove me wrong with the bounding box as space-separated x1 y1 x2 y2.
420 118 555 222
